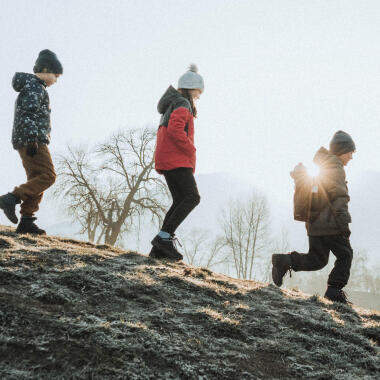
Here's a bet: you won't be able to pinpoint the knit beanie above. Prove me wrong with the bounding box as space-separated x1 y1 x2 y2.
178 64 204 92
329 130 356 156
33 49 63 74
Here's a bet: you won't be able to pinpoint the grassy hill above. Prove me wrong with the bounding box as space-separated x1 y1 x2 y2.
0 226 378 379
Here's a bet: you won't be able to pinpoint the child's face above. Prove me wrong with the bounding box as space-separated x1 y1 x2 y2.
37 72 61 87
339 151 354 166
189 89 202 100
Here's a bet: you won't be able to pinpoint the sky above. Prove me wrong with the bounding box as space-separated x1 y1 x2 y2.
0 1 379 254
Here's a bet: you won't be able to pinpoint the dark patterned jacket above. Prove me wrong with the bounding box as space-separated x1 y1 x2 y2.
12 73 51 149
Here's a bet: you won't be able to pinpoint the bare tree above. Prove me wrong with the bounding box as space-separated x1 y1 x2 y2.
220 192 270 280
55 128 167 246
205 236 228 270
260 227 290 283
348 249 380 293
182 229 209 266
181 228 228 270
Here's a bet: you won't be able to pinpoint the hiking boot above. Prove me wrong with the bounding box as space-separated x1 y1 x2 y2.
16 217 46 235
272 253 292 287
151 235 183 261
149 246 166 259
324 286 349 304
0 193 21 224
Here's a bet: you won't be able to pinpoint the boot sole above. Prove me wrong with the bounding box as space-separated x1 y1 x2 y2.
15 230 46 235
272 266 283 287
149 247 166 259
151 238 183 260
149 250 181 261
271 254 288 287
324 289 349 304
324 296 348 304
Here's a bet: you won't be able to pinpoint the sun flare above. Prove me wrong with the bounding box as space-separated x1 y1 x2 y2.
308 164 321 178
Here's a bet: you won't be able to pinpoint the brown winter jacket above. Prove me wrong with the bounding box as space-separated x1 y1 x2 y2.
306 147 351 236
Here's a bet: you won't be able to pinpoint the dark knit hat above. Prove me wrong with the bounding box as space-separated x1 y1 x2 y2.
33 49 63 74
329 130 356 156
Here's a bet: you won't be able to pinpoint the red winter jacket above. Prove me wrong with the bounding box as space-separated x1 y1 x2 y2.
155 86 196 173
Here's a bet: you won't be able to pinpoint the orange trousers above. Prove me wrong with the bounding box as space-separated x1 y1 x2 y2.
12 144 56 217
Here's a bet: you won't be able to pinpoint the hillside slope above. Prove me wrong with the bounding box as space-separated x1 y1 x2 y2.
0 226 378 379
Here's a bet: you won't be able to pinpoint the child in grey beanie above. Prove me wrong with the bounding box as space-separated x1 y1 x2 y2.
150 64 204 260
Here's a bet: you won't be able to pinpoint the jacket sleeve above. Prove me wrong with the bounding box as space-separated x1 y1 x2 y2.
326 166 351 228
167 107 196 155
19 84 45 143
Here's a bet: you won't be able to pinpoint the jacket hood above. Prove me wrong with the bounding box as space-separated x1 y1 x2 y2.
313 147 343 168
12 72 46 92
157 86 185 114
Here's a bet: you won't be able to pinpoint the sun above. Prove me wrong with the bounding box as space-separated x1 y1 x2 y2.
308 163 321 178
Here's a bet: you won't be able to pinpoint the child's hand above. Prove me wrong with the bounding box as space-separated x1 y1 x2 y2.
290 162 306 178
26 142 38 157
294 162 306 171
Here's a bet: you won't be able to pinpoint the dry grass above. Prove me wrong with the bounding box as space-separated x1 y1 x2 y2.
0 226 378 379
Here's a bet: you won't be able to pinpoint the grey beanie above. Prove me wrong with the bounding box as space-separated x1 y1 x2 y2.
329 130 356 156
33 49 63 74
178 64 204 92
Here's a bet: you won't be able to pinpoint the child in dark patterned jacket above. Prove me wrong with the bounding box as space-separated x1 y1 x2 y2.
0 49 63 234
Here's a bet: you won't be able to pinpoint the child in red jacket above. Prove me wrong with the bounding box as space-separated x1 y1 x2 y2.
150 64 204 260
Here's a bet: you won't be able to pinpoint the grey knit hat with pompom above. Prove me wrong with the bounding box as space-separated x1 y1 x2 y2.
178 64 204 92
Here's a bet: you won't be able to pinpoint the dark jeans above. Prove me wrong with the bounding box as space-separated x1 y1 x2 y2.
161 168 200 235
290 235 353 289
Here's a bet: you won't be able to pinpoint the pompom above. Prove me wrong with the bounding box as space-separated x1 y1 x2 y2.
188 63 198 73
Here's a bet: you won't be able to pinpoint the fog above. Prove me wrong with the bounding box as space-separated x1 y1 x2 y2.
0 1 379 268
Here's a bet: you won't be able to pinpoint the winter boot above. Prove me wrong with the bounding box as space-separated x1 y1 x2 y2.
151 235 183 261
16 217 46 235
272 253 292 287
149 246 166 259
324 286 349 304
0 193 21 224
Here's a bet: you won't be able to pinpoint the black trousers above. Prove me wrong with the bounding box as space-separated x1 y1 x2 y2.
290 235 353 289
161 168 200 235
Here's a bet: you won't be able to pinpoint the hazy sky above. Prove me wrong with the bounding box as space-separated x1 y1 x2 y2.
0 0 379 227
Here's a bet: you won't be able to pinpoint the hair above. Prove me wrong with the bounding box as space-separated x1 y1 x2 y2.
178 88 197 118
33 66 56 74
